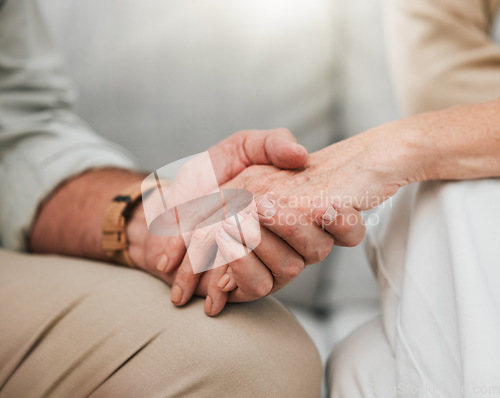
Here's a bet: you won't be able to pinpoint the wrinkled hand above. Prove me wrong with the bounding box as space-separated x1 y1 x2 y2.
124 128 308 292
174 126 409 315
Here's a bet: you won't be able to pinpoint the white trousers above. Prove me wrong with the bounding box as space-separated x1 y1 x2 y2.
327 179 500 397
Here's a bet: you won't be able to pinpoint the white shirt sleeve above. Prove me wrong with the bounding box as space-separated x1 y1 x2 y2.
0 0 138 250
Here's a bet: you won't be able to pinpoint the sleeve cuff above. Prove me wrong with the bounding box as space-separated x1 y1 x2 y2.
0 140 138 251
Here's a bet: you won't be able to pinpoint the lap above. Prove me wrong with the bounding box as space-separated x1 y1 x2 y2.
327 179 500 396
365 179 500 396
326 316 396 398
0 249 321 398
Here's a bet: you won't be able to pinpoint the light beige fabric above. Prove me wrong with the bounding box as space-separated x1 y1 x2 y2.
385 0 500 115
0 249 322 397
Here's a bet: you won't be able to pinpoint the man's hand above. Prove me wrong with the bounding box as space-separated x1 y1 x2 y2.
30 128 306 271
123 128 309 282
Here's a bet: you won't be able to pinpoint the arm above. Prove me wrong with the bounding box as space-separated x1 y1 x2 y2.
29 127 313 266
171 0 500 314
30 169 145 260
400 100 500 182
0 0 136 250
255 100 500 205
385 0 500 115
1 1 317 269
200 99 500 315
3 0 366 315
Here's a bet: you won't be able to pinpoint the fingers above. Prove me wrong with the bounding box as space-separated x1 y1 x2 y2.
256 197 335 265
170 255 201 307
170 203 364 316
170 223 219 306
220 212 305 293
168 200 364 311
155 236 186 273
203 259 230 316
261 129 308 169
218 266 237 292
215 227 274 303
242 128 308 169
312 203 366 247
129 234 186 289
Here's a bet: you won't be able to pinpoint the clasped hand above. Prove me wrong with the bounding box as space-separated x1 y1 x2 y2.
127 127 403 315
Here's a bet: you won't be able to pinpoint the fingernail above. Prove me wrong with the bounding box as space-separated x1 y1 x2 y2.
204 296 213 315
225 213 243 226
322 205 338 223
257 198 276 218
156 254 169 272
218 273 231 289
171 284 183 305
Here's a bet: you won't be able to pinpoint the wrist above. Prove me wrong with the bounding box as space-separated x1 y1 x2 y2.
366 118 430 186
125 201 148 268
101 178 159 267
395 101 500 182
30 168 145 261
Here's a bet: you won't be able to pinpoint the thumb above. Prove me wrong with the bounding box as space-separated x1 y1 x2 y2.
263 130 308 169
209 128 308 185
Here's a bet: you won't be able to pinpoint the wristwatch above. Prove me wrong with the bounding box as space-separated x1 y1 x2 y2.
102 181 150 266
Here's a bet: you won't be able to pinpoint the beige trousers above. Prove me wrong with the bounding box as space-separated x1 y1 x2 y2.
0 249 322 398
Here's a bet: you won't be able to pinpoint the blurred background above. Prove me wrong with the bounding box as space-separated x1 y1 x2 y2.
41 0 400 363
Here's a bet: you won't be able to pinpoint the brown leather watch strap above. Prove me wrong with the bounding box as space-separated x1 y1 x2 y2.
102 181 152 266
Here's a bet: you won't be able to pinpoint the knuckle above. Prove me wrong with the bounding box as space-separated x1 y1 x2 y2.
191 226 216 247
246 177 273 196
280 221 299 236
165 236 184 255
320 240 335 261
160 273 174 286
175 269 195 285
253 278 273 298
220 242 245 262
343 223 366 247
284 258 305 280
331 218 352 237
240 227 261 250
306 240 334 264
305 251 321 265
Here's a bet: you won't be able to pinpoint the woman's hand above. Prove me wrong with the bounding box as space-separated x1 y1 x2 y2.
173 122 415 315
171 131 398 315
